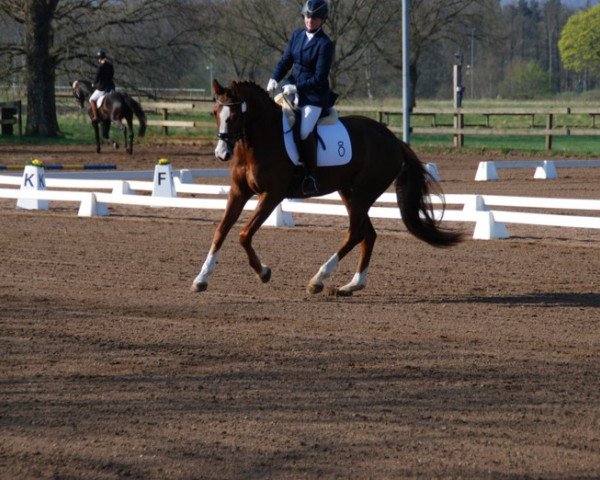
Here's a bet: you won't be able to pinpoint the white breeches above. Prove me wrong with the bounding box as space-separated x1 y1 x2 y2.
299 104 322 139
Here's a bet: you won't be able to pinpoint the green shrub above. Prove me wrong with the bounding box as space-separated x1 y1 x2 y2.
497 61 553 100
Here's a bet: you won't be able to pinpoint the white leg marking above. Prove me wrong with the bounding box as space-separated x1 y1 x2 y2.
339 270 368 293
311 254 339 285
194 250 219 285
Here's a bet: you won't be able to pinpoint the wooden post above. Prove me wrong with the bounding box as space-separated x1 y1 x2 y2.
453 111 464 147
453 64 463 109
17 101 22 138
545 113 553 150
162 108 169 136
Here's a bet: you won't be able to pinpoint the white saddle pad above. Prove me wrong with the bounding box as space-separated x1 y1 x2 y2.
282 113 352 167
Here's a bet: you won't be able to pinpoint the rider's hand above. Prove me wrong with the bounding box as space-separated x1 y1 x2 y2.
283 84 297 96
266 79 278 93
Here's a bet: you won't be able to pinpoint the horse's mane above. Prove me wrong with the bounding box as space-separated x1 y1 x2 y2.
73 79 93 91
230 81 278 115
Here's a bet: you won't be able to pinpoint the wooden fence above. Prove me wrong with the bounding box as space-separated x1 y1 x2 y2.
335 106 600 149
54 89 600 148
0 101 22 138
139 102 600 149
142 101 213 135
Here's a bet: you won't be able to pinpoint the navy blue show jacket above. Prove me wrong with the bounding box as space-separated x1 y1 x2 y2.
272 28 334 109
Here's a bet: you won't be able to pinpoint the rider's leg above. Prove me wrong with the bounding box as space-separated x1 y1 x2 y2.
89 89 103 123
299 105 322 196
89 100 98 122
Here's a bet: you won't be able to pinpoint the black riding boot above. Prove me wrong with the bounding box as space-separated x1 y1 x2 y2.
299 132 318 196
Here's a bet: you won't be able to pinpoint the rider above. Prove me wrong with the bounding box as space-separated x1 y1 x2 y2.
89 49 115 122
266 0 334 196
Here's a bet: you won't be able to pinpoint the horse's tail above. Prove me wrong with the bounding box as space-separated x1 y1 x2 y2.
125 95 146 138
395 143 463 247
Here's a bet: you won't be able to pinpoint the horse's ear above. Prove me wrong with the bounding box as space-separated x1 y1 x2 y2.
213 79 223 96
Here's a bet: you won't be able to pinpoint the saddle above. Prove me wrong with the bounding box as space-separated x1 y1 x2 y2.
95 88 116 109
275 93 352 169
274 92 339 130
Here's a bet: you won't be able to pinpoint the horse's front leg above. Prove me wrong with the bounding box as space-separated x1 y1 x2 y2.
238 192 285 284
191 189 252 292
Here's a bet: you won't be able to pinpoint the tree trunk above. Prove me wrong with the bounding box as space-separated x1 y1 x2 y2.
24 0 59 137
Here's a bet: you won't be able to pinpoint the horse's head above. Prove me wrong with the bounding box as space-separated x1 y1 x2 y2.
72 79 92 110
212 79 248 162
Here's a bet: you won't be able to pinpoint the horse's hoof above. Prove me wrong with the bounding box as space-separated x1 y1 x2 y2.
336 284 364 297
259 267 271 283
190 281 207 293
331 288 353 297
113 143 119 150
307 282 323 294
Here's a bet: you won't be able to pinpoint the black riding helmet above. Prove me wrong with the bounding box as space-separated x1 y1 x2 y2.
301 0 329 19
96 50 107 59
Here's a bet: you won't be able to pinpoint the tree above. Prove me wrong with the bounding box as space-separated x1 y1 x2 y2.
371 0 501 104
1 0 60 136
0 0 208 137
497 60 552 99
558 4 600 75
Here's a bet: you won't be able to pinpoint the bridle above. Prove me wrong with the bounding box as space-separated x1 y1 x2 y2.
215 97 247 144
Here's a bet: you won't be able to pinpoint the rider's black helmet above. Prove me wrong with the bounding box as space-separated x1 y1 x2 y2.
96 50 107 59
301 0 329 20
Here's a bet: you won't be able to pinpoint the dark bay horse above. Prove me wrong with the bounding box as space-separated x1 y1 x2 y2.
192 79 462 296
72 79 146 154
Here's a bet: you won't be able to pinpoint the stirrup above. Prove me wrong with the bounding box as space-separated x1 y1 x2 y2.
302 175 318 195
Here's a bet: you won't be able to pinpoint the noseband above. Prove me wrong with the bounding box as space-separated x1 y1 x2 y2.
216 98 247 143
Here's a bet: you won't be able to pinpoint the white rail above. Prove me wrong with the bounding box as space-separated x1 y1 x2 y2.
1 168 599 240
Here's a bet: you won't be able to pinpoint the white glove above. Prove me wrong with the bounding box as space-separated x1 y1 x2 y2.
283 84 297 96
266 78 278 93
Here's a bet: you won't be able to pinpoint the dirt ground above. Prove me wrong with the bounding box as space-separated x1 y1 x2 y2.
1 143 599 479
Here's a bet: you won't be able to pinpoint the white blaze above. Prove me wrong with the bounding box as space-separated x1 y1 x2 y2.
214 105 231 160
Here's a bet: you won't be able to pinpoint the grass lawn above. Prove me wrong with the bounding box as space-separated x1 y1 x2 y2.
2 97 600 157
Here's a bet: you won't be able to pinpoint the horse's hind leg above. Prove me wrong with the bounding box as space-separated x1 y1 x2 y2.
308 193 376 296
101 121 117 150
93 122 101 154
125 119 134 154
336 217 376 296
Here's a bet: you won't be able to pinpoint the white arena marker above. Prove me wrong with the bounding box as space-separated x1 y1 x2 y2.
425 163 441 182
473 211 509 240
78 192 109 217
263 203 295 227
533 160 558 180
152 162 176 199
16 164 48 210
475 161 499 181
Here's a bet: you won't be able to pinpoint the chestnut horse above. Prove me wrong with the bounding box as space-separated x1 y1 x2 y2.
192 79 461 296
72 79 146 154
